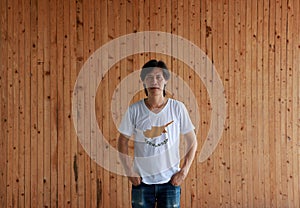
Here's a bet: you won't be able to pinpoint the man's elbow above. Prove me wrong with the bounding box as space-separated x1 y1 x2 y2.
187 131 197 144
118 134 129 149
194 137 198 146
192 135 198 151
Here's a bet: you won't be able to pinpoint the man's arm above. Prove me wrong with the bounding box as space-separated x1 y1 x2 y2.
171 130 198 186
118 133 141 186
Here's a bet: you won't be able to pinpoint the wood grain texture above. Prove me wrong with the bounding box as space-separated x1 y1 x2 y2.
0 0 299 207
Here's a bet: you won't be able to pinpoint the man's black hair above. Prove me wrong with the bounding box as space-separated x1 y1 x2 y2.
140 59 170 97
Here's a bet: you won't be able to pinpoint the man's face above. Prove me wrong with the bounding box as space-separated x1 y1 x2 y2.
143 68 168 96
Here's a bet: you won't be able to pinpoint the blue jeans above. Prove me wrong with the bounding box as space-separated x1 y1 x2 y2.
131 181 181 208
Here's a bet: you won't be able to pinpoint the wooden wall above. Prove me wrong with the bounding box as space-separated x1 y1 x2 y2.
0 0 299 207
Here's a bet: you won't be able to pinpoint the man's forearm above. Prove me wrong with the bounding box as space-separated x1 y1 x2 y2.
118 134 133 176
181 131 198 176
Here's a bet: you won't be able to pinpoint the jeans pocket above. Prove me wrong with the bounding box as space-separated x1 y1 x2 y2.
132 182 144 189
168 181 180 188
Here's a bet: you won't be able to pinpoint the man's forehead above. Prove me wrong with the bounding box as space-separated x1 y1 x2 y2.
145 68 164 76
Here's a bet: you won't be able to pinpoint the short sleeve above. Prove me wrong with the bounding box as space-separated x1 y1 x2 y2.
179 102 195 134
118 108 134 137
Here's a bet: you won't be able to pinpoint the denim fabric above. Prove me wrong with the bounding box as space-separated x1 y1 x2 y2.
131 182 181 208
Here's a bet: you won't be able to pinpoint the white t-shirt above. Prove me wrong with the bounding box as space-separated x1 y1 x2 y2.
118 98 195 184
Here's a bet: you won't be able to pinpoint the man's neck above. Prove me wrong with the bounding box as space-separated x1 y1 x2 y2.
145 96 166 109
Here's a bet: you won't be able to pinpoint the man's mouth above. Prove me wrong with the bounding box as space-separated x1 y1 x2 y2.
149 87 160 90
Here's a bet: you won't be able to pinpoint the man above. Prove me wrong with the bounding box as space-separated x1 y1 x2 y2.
118 59 198 208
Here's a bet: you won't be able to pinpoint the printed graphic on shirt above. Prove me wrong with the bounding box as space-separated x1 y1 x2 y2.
143 120 174 139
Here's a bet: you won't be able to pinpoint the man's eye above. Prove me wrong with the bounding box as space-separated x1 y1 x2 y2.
146 76 154 81
145 75 163 81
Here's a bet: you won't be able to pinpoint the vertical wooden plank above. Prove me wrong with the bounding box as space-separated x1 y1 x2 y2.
163 0 172 68
251 1 262 207
193 0 202 204
257 0 265 206
227 0 236 207
94 0 102 206
239 0 248 207
6 0 14 206
216 1 226 207
239 0 248 206
91 1 102 207
188 0 197 207
56 0 65 206
113 0 121 206
63 0 71 206
280 1 289 206
106 0 117 207
286 0 295 207
97 0 108 207
238 1 248 207
123 1 131 207
171 0 178 101
233 0 243 206
30 0 38 206
251 0 259 206
182 0 190 206
136 0 144 201
245 0 253 207
137 0 145 102
262 0 271 206
204 8 214 200
220 0 231 207
101 44 110 208
82 0 91 206
12 0 21 206
17 0 26 206
268 0 277 207
108 0 118 206
158 0 169 71
210 0 221 206
292 1 300 207
75 0 85 207
198 0 208 207
293 0 300 203
37 0 45 206
213 0 225 206
69 0 78 207
131 1 140 173
117 0 127 207
177 0 186 206
23 0 32 206
43 0 51 206
89 0 98 207
119 0 127 206
102 0 110 206
244 0 252 207
189 0 199 205
148 0 158 60
267 0 276 206
0 0 8 206
95 14 104 208
97 1 104 205
143 0 150 60
49 0 58 206
274 0 283 206
194 8 203 206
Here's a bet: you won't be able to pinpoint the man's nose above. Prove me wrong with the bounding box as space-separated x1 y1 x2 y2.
152 78 158 84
